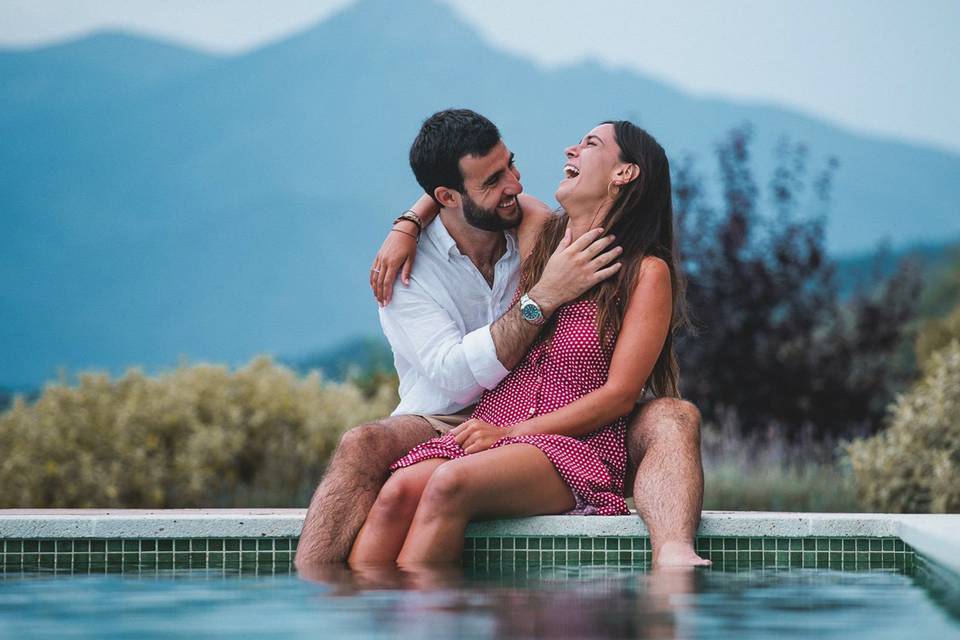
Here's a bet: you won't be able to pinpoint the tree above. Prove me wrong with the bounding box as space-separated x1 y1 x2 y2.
673 125 920 438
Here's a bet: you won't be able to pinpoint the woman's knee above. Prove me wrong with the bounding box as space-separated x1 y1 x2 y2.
418 463 473 514
368 473 424 522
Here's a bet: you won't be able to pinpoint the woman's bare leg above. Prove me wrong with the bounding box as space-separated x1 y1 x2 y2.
348 458 446 566
397 444 576 565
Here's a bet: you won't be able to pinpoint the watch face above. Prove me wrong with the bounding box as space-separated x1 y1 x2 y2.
521 302 542 321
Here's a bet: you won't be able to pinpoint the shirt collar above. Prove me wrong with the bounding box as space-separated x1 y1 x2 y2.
427 215 519 261
426 215 460 258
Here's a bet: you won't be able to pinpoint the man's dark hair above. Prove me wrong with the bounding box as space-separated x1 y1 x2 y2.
409 109 501 204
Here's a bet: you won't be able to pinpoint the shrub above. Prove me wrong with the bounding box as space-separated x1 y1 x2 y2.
918 245 960 319
846 340 960 513
674 126 920 439
0 357 397 508
916 303 960 370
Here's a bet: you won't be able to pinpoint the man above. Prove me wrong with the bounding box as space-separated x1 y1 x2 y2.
295 109 708 569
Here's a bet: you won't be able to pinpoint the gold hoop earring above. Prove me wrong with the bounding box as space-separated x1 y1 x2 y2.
607 181 620 200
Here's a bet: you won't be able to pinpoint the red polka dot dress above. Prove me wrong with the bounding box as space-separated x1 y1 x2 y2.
390 298 630 516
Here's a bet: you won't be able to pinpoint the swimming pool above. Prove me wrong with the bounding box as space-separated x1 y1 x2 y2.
1 510 957 639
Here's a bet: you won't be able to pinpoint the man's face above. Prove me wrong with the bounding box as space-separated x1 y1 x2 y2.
457 140 523 231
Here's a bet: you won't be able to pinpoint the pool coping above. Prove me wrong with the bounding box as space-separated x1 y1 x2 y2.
1 509 957 574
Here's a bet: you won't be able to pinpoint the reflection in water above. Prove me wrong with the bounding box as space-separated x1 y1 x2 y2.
1 562 958 638
301 562 699 639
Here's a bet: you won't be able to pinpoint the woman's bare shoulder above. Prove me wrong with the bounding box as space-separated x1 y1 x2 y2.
631 255 671 296
639 254 669 275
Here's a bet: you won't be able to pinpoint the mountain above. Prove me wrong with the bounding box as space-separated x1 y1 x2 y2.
2 0 959 387
287 336 394 381
0 31 219 117
835 240 959 295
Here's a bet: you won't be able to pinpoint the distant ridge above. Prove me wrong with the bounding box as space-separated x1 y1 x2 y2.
0 30 219 115
1 0 958 387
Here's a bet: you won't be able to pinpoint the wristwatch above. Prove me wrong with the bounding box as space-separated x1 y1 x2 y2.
520 294 546 325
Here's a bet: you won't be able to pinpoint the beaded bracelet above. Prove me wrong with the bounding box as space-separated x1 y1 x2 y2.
393 210 423 235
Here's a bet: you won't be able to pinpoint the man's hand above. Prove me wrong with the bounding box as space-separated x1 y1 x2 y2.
371 221 419 306
449 418 506 455
527 226 622 315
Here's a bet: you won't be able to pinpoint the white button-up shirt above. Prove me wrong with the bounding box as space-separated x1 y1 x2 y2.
379 216 521 416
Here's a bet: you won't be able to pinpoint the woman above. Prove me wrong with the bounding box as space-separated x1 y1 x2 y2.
351 121 686 565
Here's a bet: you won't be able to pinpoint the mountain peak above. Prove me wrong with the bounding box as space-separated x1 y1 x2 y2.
20 29 216 61
331 0 462 25
247 0 483 60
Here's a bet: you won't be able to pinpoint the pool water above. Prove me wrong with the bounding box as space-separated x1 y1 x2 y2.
1 563 958 639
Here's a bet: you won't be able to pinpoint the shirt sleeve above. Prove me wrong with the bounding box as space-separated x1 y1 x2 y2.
461 320 511 389
379 282 510 405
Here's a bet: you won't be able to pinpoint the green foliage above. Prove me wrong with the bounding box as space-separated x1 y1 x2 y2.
0 357 397 508
918 245 960 320
703 463 858 512
846 340 960 513
674 125 920 439
699 420 859 512
916 303 960 370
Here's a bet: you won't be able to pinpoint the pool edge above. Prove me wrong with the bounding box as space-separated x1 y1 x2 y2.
1 509 957 573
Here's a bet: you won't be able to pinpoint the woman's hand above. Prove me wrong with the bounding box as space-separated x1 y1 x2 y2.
371 221 419 306
449 418 506 455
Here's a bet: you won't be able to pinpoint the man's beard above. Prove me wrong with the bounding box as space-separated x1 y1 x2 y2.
462 193 523 232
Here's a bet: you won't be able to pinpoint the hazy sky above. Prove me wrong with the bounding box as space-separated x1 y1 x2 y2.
2 0 958 153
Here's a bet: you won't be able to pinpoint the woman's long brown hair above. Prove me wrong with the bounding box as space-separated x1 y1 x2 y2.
521 121 689 397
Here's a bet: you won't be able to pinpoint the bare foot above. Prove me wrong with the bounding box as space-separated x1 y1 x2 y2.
653 541 712 567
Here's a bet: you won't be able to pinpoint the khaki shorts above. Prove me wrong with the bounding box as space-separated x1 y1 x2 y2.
417 406 475 436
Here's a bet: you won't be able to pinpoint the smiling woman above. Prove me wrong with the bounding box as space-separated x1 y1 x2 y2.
555 128 639 228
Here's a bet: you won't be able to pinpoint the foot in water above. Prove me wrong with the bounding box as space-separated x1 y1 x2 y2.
653 541 712 567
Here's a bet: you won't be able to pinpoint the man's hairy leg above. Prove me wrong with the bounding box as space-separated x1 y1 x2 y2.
626 398 711 567
294 415 436 571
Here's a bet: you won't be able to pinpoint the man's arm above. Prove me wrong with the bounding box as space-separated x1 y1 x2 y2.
488 226 622 370
382 224 622 403
380 283 504 404
378 194 621 385
383 228 621 393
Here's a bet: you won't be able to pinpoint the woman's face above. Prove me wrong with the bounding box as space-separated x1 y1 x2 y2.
555 123 624 210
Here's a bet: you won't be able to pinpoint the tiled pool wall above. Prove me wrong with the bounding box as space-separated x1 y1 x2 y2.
2 511 956 583
464 535 917 570
0 535 919 576
0 537 298 575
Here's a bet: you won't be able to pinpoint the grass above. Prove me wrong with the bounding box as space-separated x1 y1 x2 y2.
700 419 860 512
